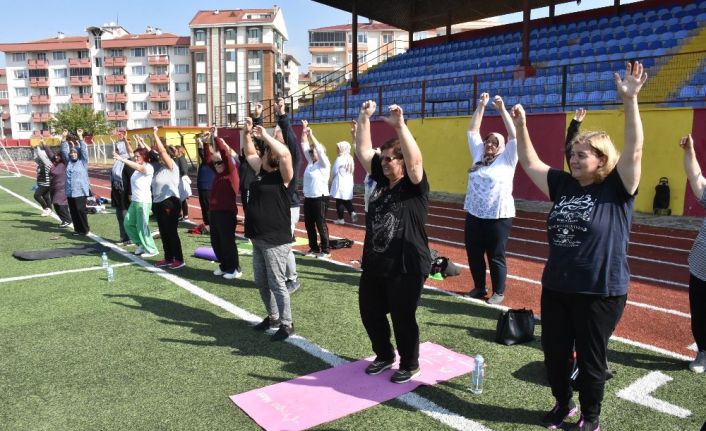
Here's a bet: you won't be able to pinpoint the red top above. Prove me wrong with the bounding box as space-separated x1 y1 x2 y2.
204 139 240 212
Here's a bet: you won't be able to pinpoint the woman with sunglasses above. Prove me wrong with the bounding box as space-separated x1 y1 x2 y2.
464 93 517 305
355 101 431 384
201 133 242 280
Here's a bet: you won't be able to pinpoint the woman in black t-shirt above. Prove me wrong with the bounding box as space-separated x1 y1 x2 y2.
354 100 431 385
512 62 647 431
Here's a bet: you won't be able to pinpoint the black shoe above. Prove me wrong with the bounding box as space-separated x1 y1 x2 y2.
287 279 301 295
364 358 395 375
253 316 280 331
541 399 578 429
390 367 421 384
467 287 488 298
271 324 294 341
566 416 600 431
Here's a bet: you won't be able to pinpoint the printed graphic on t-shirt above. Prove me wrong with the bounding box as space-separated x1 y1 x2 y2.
369 185 401 253
548 193 596 248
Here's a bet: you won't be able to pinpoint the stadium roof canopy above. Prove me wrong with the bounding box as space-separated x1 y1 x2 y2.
312 0 597 33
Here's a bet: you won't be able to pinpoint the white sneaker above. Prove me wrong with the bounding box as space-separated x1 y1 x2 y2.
351 212 358 223
213 268 224 276
690 351 706 373
41 208 52 216
334 219 345 225
134 245 145 255
141 251 159 258
223 269 242 280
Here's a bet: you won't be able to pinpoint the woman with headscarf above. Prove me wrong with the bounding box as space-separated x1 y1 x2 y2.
60 128 91 236
41 142 72 228
463 93 517 305
110 129 135 245
330 137 357 225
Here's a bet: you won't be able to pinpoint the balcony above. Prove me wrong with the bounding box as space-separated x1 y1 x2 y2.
106 111 129 121
27 59 49 69
1 112 10 120
31 130 52 138
69 58 92 67
149 110 170 120
70 94 93 104
69 76 92 86
104 56 127 67
30 77 49 88
31 112 51 122
105 74 127 85
148 55 169 66
30 95 51 105
106 92 128 103
148 73 170 84
149 91 170 102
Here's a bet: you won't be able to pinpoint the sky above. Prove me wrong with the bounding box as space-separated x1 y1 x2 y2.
0 0 641 71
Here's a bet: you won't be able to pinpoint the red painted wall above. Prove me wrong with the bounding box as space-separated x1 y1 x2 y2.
683 108 706 217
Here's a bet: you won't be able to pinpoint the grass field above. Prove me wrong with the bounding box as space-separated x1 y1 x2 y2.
1 173 704 431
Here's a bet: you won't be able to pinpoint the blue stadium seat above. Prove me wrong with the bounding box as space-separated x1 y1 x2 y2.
569 91 588 105
681 15 697 31
678 85 697 99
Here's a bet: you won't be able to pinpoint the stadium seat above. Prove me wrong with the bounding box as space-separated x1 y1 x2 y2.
678 85 697 100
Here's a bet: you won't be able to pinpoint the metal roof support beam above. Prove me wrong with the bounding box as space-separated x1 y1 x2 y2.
351 0 359 90
521 0 531 67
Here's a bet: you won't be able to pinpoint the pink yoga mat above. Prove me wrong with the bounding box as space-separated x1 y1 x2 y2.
230 342 476 431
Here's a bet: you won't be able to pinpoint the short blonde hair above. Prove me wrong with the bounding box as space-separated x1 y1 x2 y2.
570 131 619 183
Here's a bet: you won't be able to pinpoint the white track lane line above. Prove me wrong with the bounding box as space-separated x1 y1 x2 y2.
0 263 133 284
0 182 495 431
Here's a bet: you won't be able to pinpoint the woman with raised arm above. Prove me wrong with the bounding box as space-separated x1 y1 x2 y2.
42 141 72 228
110 129 135 245
300 119 332 258
33 141 53 217
512 62 647 431
114 147 158 256
60 128 91 236
464 93 518 305
679 133 706 374
330 133 357 225
151 127 184 268
355 100 431 384
243 120 295 341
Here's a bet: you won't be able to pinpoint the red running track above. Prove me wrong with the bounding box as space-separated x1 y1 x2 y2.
10 162 697 359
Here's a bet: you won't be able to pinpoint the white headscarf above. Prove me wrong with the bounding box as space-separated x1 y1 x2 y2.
336 141 354 174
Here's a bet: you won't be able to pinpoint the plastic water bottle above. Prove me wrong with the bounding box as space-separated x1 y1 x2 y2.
470 354 485 394
106 265 114 282
101 252 109 268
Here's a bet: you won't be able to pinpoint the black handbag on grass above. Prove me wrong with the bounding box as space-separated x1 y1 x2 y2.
495 308 536 345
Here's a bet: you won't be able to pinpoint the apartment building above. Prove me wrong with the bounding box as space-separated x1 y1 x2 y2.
0 24 192 139
283 54 301 108
188 7 288 127
0 69 11 138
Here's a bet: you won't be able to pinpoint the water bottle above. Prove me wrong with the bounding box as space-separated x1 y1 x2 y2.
101 252 109 268
470 354 485 394
106 265 114 282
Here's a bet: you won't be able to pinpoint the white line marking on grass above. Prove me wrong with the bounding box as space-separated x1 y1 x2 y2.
616 371 692 418
0 263 133 284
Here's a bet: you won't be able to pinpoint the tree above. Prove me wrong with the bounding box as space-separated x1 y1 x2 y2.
48 104 112 136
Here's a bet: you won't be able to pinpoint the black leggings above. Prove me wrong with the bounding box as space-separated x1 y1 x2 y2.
690 273 706 352
464 213 513 295
303 196 330 253
67 196 90 234
335 198 354 219
34 185 52 209
154 196 183 261
210 210 240 273
198 189 210 225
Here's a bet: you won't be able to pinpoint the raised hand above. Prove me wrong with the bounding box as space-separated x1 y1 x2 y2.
76 128 84 138
62 129 68 139
510 104 526 128
112 151 122 161
350 120 357 139
492 95 505 111
153 126 159 134
244 117 253 133
252 125 268 139
479 92 490 107
359 100 376 119
381 104 404 129
301 119 311 136
679 134 694 151
574 108 587 122
274 97 285 115
614 61 648 100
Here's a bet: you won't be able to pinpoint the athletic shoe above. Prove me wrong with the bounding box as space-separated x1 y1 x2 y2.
155 259 172 268
213 267 225 276
287 279 301 295
305 249 319 257
223 269 242 279
690 351 706 373
170 260 185 269
467 287 488 299
141 251 159 258
41 208 52 216
134 246 145 255
271 324 295 341
566 416 600 431
333 218 345 225
317 251 332 259
390 367 421 384
541 400 578 429
365 359 395 375
487 293 505 305
253 316 280 331
351 212 358 223
58 222 71 228
116 240 133 246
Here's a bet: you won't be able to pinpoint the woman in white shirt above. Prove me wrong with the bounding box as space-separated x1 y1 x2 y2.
464 93 517 305
300 120 332 258
330 139 357 225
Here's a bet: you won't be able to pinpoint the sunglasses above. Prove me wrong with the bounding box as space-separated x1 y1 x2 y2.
381 155 400 163
213 161 224 166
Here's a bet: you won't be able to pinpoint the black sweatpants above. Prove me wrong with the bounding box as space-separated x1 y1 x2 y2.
54 203 71 224
541 288 627 422
198 189 211 226
34 185 52 210
67 196 90 234
303 196 330 253
210 210 240 274
359 271 425 371
690 273 706 352
464 213 513 295
154 196 183 261
335 198 354 219
115 207 129 242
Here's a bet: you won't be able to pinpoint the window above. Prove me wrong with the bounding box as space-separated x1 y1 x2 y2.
106 49 123 57
95 57 102 67
70 67 92 77
56 103 70 112
133 119 148 128
153 66 168 75
53 51 66 61
54 87 69 96
196 73 206 83
315 55 328 64
156 84 169 92
195 30 206 43
175 100 191 110
16 105 30 114
38 88 49 96
175 82 190 92
194 52 205 62
248 91 262 103
132 84 147 93
11 53 26 62
196 94 207 103
15 88 29 97
174 64 189 74
18 122 31 131
133 101 148 111
382 33 394 44
248 71 261 83
131 66 147 76
14 70 29 79
156 101 169 111
197 114 207 124
77 50 90 59
0 90 7 99
36 53 47 60
173 47 188 56
176 118 191 126
224 28 236 42
53 69 68 78
247 27 261 43
147 46 168 56
225 50 236 62
94 38 101 49
132 48 145 57
96 76 103 85
346 32 368 43
109 67 124 76
225 72 236 82
225 93 237 102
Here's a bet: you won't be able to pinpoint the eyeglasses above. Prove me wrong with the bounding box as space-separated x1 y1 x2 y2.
484 139 499 147
381 156 400 163
213 161 224 166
